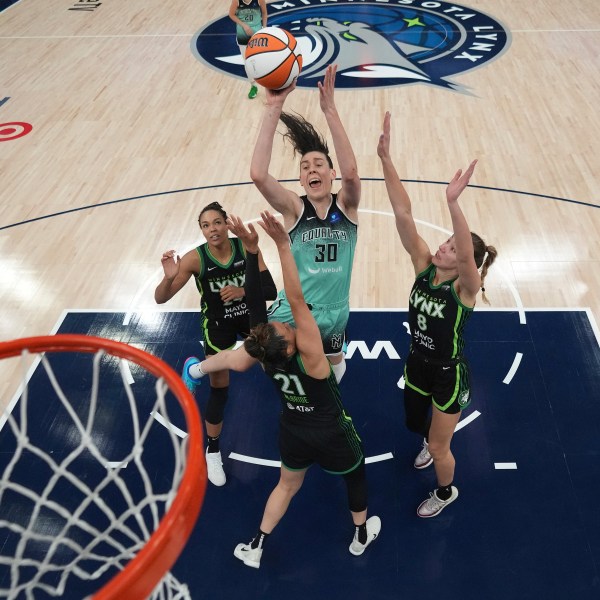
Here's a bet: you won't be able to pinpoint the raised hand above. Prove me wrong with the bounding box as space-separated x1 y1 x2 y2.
318 64 338 113
446 160 478 204
377 111 391 160
264 78 297 107
227 215 259 254
160 250 180 280
258 211 289 247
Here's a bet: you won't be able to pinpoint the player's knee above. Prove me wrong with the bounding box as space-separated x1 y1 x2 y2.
405 414 425 434
343 461 367 512
427 440 452 462
205 386 229 425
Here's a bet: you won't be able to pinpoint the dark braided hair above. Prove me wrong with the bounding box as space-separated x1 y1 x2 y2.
471 232 498 305
198 201 227 224
244 323 289 372
279 112 333 168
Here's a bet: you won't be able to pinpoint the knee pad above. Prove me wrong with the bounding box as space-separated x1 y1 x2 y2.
205 386 229 425
343 461 368 513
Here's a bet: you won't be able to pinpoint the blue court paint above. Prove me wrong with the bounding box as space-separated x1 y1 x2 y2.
1 309 599 599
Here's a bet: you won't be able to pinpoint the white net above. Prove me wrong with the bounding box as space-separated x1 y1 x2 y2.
0 347 195 600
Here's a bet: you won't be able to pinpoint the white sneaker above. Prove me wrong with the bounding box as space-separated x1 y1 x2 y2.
349 515 381 556
234 542 262 568
205 449 226 486
417 487 459 518
414 439 433 469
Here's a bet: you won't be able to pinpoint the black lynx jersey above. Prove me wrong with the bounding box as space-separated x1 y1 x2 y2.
269 354 356 432
408 263 474 360
194 238 248 321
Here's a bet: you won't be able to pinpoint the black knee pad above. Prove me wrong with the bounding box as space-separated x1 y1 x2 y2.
205 386 229 425
403 388 431 437
343 460 368 513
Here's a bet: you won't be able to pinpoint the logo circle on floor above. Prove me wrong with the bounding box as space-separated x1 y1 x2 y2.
192 0 511 91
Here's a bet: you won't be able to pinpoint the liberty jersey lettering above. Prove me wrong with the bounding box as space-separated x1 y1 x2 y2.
288 194 357 305
235 0 262 44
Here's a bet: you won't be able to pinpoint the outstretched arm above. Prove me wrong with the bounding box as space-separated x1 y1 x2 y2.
199 346 258 375
154 249 198 303
258 211 329 378
250 83 303 226
319 64 360 218
227 215 273 325
377 111 431 275
446 160 480 303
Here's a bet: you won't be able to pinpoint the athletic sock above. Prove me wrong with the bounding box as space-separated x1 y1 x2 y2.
250 529 269 549
207 435 220 453
331 357 346 383
189 362 205 379
355 521 368 545
436 483 453 501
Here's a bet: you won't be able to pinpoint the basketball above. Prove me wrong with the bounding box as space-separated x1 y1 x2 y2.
244 27 303 90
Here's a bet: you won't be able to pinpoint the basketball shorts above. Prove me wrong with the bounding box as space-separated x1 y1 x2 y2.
278 417 363 474
403 349 472 414
201 314 250 356
267 297 349 356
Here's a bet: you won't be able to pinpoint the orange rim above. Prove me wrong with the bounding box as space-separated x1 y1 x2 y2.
0 334 206 600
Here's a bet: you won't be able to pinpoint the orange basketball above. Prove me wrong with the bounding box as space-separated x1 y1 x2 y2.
244 27 303 90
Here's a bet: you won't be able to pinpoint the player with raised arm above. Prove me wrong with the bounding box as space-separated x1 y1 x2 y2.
250 64 360 383
377 111 497 517
155 202 276 487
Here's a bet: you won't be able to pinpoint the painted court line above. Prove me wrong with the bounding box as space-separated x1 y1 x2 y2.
229 451 394 468
455 410 481 432
151 411 188 439
503 352 523 384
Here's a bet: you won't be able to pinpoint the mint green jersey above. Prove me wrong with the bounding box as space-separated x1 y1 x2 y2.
266 195 357 354
235 0 263 45
289 194 357 306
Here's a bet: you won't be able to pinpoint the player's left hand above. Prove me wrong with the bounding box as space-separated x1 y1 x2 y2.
227 215 259 254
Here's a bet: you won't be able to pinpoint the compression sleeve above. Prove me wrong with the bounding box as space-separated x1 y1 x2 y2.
245 251 268 327
259 268 277 301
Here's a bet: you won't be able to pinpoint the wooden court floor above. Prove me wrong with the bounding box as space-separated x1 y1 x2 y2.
1 0 599 595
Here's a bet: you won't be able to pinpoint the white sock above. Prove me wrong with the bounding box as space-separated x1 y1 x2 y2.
189 362 206 380
331 358 346 383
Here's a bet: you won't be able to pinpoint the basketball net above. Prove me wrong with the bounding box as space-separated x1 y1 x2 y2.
0 335 206 600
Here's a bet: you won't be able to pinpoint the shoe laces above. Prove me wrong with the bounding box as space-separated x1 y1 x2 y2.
418 447 430 460
426 492 445 510
206 452 221 464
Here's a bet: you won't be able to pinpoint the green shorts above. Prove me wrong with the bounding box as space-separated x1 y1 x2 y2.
267 296 348 355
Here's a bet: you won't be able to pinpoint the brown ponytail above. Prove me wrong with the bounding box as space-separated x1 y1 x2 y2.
244 323 289 371
471 233 498 305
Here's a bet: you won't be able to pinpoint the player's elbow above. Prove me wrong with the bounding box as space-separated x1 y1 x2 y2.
250 166 268 187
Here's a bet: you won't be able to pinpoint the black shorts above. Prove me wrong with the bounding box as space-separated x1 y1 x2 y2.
404 349 471 414
201 314 250 356
279 418 363 474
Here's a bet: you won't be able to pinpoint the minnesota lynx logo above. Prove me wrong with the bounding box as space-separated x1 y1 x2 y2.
192 0 510 92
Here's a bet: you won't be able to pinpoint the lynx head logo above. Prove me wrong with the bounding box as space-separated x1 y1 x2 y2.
192 0 510 93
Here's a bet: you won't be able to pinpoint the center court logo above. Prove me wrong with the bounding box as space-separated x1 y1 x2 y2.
192 0 510 92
